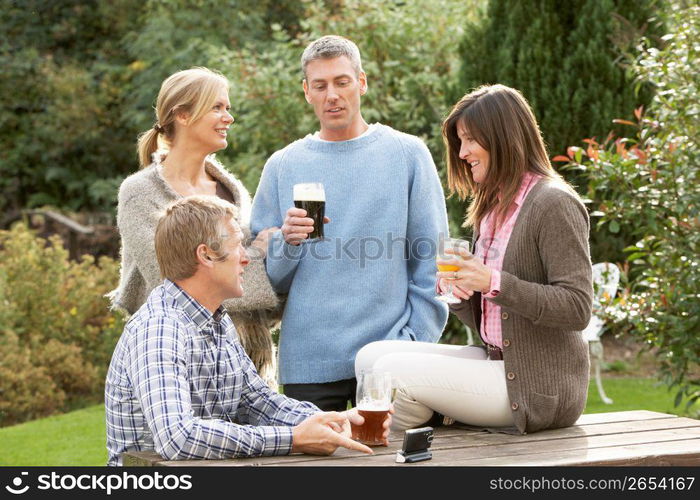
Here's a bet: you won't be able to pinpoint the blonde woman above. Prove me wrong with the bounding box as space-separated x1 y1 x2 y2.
109 67 280 385
356 84 593 434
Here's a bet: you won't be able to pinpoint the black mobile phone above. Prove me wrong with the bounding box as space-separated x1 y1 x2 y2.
396 427 433 463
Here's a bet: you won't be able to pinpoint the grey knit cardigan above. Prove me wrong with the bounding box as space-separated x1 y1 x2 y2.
108 156 279 318
450 179 593 434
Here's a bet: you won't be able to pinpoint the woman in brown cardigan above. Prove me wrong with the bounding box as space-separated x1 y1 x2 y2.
355 84 592 434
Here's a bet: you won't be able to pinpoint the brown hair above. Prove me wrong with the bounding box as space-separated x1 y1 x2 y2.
137 67 229 167
442 84 574 228
154 195 239 281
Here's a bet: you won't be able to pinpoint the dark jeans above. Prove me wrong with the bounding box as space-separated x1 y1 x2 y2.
283 378 357 411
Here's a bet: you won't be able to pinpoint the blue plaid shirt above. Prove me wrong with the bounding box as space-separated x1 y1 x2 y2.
105 280 319 465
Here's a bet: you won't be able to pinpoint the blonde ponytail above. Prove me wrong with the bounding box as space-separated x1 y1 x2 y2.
137 127 161 168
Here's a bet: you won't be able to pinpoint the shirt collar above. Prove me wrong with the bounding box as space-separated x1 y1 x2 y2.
163 279 226 328
513 171 539 207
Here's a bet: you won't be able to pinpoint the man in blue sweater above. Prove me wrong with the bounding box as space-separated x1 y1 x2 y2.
250 35 449 410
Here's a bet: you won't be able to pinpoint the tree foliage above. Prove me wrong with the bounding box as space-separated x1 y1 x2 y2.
0 0 305 218
565 1 699 412
0 0 146 217
457 0 663 160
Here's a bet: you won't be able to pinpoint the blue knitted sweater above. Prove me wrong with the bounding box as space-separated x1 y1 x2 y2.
250 124 449 384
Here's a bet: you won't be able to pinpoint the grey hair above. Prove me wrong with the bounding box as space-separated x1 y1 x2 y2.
301 35 363 78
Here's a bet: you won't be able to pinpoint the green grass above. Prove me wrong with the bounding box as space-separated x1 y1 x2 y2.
584 377 684 415
0 377 691 466
0 404 107 466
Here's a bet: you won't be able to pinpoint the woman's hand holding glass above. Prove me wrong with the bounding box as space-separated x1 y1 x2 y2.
436 244 493 300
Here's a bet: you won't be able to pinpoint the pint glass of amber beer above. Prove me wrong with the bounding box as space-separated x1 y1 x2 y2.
293 182 326 240
351 370 391 446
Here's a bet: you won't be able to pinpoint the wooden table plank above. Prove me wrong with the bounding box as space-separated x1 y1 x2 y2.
274 426 700 467
418 427 700 466
573 410 676 425
121 412 700 467
425 417 700 451
449 439 700 466
135 420 700 467
122 451 164 467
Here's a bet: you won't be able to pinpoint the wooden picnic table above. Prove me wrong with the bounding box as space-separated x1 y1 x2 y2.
122 410 700 467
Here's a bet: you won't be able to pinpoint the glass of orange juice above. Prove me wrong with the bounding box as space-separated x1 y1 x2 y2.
435 237 469 304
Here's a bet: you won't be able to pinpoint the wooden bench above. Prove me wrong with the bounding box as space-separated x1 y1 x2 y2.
122 410 700 467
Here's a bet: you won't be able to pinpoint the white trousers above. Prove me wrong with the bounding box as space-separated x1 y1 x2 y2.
355 341 514 431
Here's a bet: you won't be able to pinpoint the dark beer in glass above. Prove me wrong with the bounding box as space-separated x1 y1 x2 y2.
293 183 326 240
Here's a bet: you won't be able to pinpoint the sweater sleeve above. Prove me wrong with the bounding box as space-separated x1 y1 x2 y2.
491 191 593 330
401 138 449 342
250 152 303 294
213 164 279 313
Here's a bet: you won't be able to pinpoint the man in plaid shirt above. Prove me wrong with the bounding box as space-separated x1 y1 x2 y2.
105 196 387 465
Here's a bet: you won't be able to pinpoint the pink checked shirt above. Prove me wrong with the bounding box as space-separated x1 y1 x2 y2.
477 172 540 348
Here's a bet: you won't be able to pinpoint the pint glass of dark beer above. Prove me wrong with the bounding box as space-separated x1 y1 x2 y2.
351 370 391 446
294 182 326 240
293 182 326 240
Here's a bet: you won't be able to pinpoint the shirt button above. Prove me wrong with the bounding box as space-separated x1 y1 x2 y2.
511 402 519 411
507 372 516 380
501 312 509 320
503 339 511 347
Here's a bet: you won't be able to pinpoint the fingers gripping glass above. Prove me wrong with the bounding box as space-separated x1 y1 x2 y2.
435 237 469 304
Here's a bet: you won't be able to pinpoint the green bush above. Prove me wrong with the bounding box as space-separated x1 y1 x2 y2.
565 1 699 412
0 330 64 426
0 222 124 426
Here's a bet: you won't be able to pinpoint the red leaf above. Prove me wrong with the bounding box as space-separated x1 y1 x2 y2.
582 138 598 146
630 146 648 164
552 155 570 162
634 106 644 121
613 119 636 126
615 139 628 158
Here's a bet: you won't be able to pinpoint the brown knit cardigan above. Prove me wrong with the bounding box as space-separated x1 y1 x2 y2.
450 179 593 434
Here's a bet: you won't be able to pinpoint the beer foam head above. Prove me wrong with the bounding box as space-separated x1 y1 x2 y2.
357 401 390 411
293 183 325 201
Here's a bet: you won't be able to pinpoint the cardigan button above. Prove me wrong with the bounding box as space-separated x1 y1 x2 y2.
501 312 509 320
503 339 511 348
511 402 519 411
506 372 516 381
